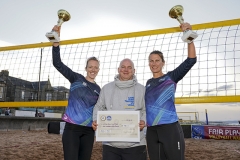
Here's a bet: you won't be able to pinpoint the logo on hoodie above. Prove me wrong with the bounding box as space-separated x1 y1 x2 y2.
124 97 135 109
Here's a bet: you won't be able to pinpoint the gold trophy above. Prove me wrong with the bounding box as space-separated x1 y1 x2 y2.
169 5 198 43
45 9 71 42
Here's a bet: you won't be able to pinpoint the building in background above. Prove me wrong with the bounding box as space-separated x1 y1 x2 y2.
0 70 69 116
0 70 69 102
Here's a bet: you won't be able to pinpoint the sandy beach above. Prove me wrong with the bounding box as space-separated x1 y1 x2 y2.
0 129 239 160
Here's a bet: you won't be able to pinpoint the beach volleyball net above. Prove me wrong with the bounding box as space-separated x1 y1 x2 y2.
0 19 240 108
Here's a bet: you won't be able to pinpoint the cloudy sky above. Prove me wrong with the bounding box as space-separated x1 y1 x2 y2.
0 0 240 46
0 1 239 121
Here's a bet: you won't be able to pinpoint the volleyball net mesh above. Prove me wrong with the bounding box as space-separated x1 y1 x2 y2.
0 19 240 108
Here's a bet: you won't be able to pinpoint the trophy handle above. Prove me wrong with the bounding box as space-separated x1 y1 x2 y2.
57 19 64 26
176 15 184 24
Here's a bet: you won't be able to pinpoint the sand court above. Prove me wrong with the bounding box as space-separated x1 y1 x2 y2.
0 129 239 160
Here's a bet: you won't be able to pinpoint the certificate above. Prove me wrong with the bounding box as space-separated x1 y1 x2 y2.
96 111 140 142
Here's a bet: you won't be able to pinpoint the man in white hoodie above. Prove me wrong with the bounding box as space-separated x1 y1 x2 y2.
92 58 147 160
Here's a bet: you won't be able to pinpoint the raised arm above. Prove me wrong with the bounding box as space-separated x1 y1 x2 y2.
52 25 76 83
168 23 197 83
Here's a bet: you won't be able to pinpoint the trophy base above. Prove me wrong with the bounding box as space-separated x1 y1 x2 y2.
45 31 60 42
182 30 198 43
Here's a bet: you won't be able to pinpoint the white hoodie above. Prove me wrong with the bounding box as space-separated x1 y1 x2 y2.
93 74 146 148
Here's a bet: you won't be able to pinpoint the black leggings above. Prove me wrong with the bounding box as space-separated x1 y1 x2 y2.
146 122 185 160
62 122 94 160
103 145 147 160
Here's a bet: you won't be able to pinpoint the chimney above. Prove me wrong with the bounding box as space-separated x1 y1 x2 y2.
1 70 9 76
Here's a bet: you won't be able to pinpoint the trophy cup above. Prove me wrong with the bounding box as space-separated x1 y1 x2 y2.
45 9 71 42
169 5 198 43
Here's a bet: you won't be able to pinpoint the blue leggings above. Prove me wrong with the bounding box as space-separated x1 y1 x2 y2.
62 122 94 160
146 122 185 160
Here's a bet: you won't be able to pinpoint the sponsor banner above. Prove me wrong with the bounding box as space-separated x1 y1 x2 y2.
192 125 240 140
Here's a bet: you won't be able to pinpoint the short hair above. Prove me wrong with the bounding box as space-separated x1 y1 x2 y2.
149 50 165 63
85 57 100 69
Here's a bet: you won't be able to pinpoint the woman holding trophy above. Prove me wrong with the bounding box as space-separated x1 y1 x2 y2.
50 10 101 160
145 5 197 160
145 22 196 160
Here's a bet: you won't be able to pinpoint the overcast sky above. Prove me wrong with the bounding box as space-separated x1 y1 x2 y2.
0 1 239 121
0 0 240 46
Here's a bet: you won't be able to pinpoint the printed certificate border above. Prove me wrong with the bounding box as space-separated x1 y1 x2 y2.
96 111 140 142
